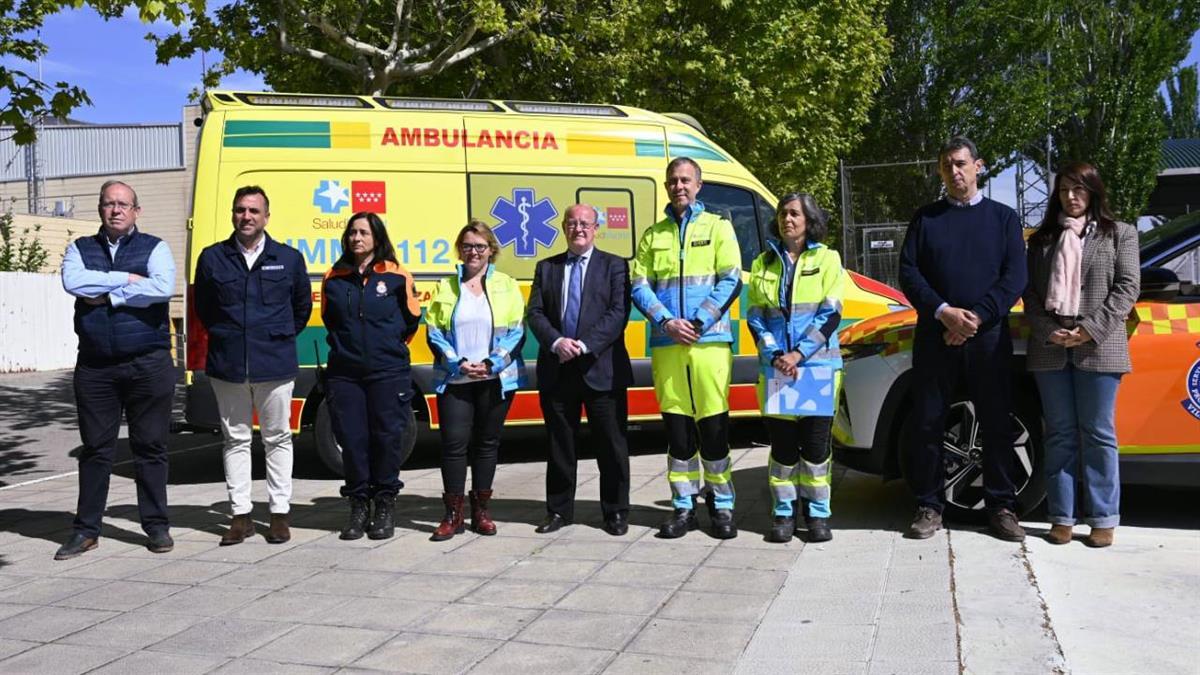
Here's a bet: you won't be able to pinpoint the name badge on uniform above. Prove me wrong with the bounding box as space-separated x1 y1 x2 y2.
690 239 711 247
800 268 820 276
262 264 285 271
376 280 388 296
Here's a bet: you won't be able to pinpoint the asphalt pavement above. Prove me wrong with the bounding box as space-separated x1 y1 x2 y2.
0 369 1197 674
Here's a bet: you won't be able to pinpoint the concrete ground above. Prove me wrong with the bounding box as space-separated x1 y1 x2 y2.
0 369 1197 674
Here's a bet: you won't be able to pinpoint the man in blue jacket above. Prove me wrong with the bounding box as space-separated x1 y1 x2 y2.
57 180 177 560
898 137 1028 542
194 186 312 545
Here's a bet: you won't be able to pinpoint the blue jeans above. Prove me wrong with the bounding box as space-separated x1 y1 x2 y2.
1033 364 1122 528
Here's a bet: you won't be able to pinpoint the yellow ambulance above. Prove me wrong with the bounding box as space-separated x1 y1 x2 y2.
184 91 908 473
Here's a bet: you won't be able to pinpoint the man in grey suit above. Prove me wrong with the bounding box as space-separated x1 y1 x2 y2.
526 204 633 536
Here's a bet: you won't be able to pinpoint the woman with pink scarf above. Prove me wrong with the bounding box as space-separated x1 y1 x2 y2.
1024 162 1140 548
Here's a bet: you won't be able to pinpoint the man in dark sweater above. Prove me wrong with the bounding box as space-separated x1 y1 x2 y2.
898 136 1028 542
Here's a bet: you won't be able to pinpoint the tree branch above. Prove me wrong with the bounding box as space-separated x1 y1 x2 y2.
387 0 406 54
283 0 390 60
277 0 360 76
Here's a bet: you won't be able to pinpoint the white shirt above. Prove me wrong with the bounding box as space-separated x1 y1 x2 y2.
239 235 265 270
553 247 594 354
451 288 497 383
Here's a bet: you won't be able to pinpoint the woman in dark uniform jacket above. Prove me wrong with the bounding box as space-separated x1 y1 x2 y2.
1024 162 1139 549
321 212 421 541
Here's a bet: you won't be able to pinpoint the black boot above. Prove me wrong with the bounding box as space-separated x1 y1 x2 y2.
705 491 737 539
658 508 698 538
368 494 396 540
767 515 794 543
805 516 833 543
340 497 370 540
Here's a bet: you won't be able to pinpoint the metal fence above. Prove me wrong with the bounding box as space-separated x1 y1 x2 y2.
838 159 940 288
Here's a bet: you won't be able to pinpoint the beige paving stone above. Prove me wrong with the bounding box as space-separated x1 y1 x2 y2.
230 591 351 623
410 551 523 578
460 578 576 610
55 555 170 580
535 539 629 561
703 546 801 571
0 605 117 641
52 579 186 612
376 573 488 602
137 559 242 584
0 576 101 605
658 590 773 624
470 641 613 675
284 569 404 596
148 617 296 657
516 608 648 651
604 652 735 675
57 611 205 650
554 583 673 616
88 649 227 674
208 657 335 674
617 542 713 566
589 560 694 589
0 642 127 675
626 618 756 662
416 603 539 640
353 632 502 674
0 638 38 661
204 563 318 590
500 557 604 583
137 584 267 616
681 566 788 596
255 623 392 667
317 596 446 631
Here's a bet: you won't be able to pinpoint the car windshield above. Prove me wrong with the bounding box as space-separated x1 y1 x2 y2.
1140 211 1200 251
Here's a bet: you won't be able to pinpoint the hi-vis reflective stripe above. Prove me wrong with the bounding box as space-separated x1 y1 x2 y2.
768 458 799 507
223 120 370 149
797 458 832 502
668 455 702 498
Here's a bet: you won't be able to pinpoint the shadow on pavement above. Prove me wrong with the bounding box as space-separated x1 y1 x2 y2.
0 370 77 484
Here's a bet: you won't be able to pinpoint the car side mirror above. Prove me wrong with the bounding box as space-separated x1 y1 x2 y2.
1139 266 1180 302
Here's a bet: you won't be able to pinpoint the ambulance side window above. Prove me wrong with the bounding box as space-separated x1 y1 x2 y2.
698 182 763 271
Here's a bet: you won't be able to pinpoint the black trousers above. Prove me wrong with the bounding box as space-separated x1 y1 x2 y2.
539 372 630 522
765 415 832 466
909 323 1018 512
72 349 174 538
664 412 729 462
326 369 409 500
437 379 512 494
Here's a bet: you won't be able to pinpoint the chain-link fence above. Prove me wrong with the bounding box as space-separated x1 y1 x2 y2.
838 159 939 288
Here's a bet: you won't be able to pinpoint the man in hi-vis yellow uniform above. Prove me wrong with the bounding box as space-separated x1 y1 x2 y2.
631 157 743 539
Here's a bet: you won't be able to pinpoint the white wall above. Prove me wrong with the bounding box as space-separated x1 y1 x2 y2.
0 272 76 372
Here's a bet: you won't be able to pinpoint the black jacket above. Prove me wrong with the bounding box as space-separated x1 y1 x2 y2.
194 234 312 382
526 248 632 392
321 258 421 375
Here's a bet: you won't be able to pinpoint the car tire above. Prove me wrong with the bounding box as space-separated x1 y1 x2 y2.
899 394 1045 522
314 396 418 477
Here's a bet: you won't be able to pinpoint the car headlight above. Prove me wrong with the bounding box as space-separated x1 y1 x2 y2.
841 343 887 361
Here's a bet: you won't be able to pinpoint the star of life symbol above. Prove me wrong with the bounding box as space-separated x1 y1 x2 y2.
490 188 558 257
313 179 350 214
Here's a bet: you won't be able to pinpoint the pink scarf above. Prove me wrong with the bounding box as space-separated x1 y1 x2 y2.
1045 214 1087 317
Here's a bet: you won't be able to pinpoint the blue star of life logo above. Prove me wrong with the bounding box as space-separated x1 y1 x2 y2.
313 179 350 214
490 188 558 257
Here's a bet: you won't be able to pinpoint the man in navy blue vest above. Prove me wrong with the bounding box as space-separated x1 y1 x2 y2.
194 186 311 546
898 137 1028 542
56 180 177 560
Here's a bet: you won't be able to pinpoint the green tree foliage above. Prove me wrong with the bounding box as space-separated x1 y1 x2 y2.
156 0 890 206
0 0 198 144
847 0 1199 225
1162 64 1199 139
0 213 50 272
1046 1 1199 221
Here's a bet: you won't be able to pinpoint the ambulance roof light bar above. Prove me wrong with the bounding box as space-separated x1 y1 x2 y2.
235 93 373 108
505 101 627 117
376 97 503 112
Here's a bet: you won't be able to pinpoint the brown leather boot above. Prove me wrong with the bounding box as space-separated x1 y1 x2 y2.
1085 527 1115 548
220 514 255 546
470 489 497 536
266 513 291 544
431 493 465 541
1046 524 1073 545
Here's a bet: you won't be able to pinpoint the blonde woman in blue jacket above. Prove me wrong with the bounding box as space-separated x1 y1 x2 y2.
746 193 845 543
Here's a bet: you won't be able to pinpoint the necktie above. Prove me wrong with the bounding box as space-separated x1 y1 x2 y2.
563 255 583 338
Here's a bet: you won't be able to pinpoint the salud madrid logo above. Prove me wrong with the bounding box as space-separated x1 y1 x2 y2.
490 188 557 257
312 179 388 214
1183 346 1200 421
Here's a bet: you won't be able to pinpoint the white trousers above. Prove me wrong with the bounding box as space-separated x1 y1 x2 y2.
211 377 295 515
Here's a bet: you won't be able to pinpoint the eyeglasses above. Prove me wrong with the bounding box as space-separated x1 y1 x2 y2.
564 220 595 231
459 243 490 253
100 201 136 211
